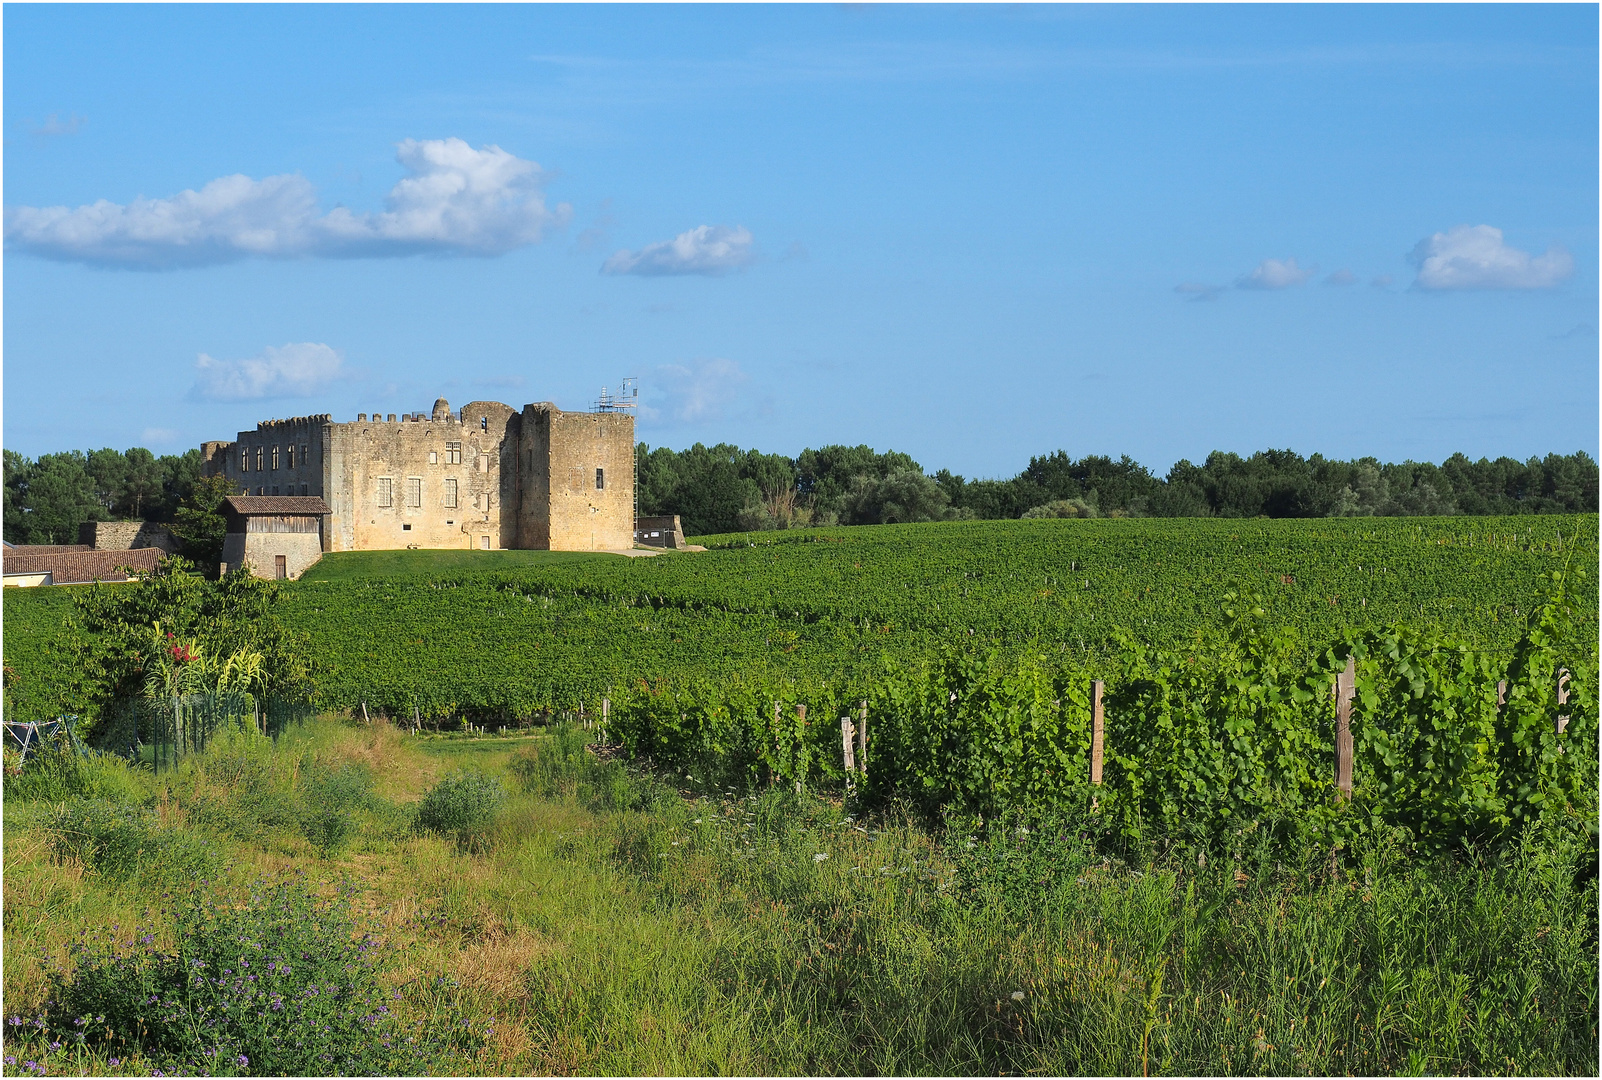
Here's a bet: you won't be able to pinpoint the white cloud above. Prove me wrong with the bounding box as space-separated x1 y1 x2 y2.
647 357 749 423
4 138 569 268
30 112 86 138
602 225 755 276
1323 268 1357 286
189 343 344 402
1409 224 1573 290
1237 257 1314 290
1174 281 1223 302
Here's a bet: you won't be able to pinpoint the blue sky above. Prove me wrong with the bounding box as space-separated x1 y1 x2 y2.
4 3 1596 478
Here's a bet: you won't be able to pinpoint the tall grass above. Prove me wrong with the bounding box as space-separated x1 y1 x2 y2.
4 716 1595 1076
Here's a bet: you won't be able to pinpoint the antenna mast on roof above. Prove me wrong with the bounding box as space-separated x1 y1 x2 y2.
594 377 638 413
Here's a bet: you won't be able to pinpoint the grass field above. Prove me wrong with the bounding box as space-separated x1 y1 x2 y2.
297 547 630 582
3 718 1594 1076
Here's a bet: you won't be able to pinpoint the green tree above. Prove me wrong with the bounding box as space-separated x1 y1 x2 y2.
839 468 952 525
23 451 104 543
4 449 34 543
119 447 165 518
168 473 240 573
85 448 129 517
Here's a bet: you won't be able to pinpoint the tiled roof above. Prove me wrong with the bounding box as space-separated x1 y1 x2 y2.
3 547 165 584
5 544 93 554
223 496 332 516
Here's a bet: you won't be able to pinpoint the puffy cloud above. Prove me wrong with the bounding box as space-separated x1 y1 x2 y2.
648 357 749 423
1237 257 1314 290
602 225 755 276
4 138 568 268
189 342 344 402
1323 268 1357 286
1408 224 1573 290
30 112 86 138
1174 281 1223 302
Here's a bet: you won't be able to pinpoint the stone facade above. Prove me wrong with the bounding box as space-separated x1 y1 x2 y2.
78 520 180 553
202 398 635 553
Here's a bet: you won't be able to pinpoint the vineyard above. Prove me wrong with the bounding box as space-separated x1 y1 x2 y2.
4 515 1595 852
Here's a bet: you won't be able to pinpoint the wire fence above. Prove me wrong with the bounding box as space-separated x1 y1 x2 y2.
96 694 317 771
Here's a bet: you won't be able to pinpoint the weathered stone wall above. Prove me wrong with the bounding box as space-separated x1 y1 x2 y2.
323 400 519 553
222 532 324 580
517 405 634 550
78 521 180 553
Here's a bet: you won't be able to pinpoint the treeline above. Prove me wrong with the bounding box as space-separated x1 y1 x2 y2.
7 441 1595 548
4 447 206 545
638 443 1600 536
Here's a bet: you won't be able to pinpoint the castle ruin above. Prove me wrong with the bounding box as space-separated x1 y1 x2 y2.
200 398 635 554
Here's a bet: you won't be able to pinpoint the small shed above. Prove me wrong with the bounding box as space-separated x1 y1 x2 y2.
220 495 331 580
634 515 687 549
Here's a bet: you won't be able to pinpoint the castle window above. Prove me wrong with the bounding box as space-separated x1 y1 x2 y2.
256 486 264 496
255 447 264 472
429 451 438 465
301 445 309 464
402 523 412 531
300 483 309 496
377 477 393 508
446 442 462 464
481 535 490 550
407 477 422 508
480 416 488 431
286 445 295 469
596 468 605 491
444 479 458 508
271 486 280 496
241 448 250 473
478 453 488 473
271 446 280 471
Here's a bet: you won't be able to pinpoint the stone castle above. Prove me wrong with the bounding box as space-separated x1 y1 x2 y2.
200 398 635 559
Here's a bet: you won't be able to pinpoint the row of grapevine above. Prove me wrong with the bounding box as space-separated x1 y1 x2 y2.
599 580 1596 851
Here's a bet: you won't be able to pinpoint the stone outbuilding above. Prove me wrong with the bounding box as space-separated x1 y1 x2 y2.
219 495 331 580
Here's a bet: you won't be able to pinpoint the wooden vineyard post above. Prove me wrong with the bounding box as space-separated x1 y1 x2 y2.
795 704 807 794
841 715 856 796
1556 668 1571 737
771 701 782 786
1496 680 1508 712
1335 657 1356 801
601 696 609 745
361 702 371 725
857 700 868 783
1090 680 1105 786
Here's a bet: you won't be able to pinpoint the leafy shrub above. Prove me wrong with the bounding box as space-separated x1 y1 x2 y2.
30 877 484 1076
415 769 505 851
508 723 593 797
2 731 148 804
183 735 300 842
299 759 375 857
44 799 220 884
1021 497 1098 519
508 725 671 814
